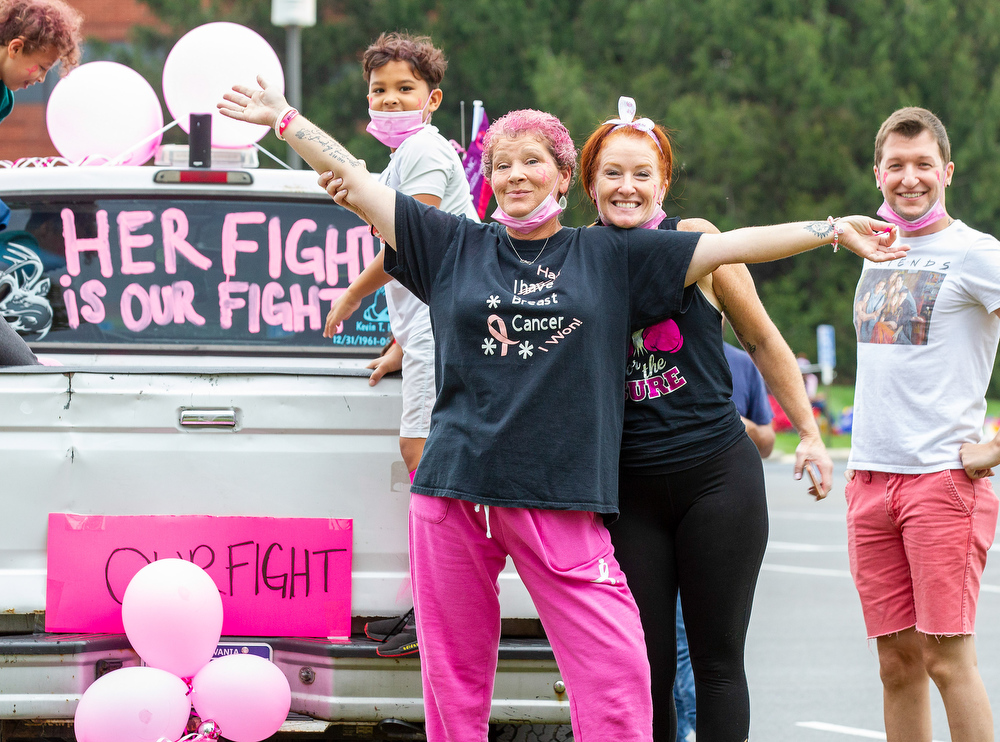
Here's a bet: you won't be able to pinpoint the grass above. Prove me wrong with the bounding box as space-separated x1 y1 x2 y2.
773 384 855 454
774 386 1000 455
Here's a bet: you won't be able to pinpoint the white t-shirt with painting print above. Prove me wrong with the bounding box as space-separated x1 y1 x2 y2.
849 220 1000 473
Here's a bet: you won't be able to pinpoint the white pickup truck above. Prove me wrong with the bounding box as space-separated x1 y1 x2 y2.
0 162 569 741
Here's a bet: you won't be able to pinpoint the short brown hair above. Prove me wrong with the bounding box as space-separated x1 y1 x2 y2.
362 32 447 89
580 122 674 207
0 0 83 73
874 107 950 167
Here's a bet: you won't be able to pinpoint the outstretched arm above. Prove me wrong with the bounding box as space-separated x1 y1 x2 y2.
686 218 906 286
679 217 833 497
218 76 399 247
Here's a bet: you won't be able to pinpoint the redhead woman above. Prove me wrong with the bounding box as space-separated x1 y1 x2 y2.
220 79 905 742
581 97 832 741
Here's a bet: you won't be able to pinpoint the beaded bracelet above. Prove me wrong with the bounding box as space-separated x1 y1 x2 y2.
827 216 843 252
274 107 299 140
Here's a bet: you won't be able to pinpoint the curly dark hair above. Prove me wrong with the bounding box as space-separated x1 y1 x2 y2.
0 0 83 74
362 32 447 89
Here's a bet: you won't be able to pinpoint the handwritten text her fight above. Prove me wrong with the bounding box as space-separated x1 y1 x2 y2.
57 206 375 334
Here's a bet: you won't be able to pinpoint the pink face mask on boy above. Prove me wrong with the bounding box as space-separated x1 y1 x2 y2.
366 96 432 149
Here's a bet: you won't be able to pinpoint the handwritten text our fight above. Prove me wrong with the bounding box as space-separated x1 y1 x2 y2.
58 207 375 333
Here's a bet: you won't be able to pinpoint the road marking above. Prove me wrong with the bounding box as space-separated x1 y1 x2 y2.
795 721 944 741
770 511 844 522
795 722 885 739
768 541 847 552
764 563 1000 594
762 564 852 578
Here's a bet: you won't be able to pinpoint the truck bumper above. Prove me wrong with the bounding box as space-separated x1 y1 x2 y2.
0 633 570 725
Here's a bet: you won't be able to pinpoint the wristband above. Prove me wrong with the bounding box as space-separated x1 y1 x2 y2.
827 216 843 252
274 107 299 140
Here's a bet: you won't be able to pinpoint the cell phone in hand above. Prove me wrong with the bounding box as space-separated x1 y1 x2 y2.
805 462 825 498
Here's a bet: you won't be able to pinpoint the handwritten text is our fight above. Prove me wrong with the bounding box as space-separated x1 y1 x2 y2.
57 208 376 333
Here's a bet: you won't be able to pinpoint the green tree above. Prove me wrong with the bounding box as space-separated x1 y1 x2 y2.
105 0 1000 390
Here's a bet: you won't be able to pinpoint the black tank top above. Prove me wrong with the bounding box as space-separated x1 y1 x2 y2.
620 217 747 472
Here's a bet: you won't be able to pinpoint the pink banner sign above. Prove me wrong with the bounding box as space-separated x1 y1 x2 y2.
45 513 352 638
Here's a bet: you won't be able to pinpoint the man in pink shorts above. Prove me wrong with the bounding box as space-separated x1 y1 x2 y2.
847 107 1000 742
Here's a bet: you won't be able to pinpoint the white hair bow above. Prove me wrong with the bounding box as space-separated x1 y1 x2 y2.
603 96 662 151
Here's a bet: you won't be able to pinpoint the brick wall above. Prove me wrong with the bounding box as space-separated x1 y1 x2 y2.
72 0 159 43
0 103 56 161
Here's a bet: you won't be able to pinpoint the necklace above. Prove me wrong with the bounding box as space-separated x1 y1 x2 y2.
506 231 550 265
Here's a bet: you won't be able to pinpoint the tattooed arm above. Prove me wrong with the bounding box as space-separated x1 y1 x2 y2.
715 267 832 496
218 76 398 246
678 217 832 496
684 217 907 287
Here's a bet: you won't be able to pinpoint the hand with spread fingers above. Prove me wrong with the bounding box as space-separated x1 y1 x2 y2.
217 75 288 128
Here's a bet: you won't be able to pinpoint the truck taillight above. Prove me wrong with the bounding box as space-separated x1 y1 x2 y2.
153 170 254 185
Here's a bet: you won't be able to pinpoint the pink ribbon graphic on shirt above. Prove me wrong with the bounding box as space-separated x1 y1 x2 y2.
487 314 519 356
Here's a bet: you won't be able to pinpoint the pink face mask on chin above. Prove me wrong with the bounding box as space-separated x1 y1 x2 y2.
492 180 565 232
366 96 431 149
876 199 948 231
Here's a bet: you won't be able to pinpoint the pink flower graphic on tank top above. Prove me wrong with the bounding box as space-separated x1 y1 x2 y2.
628 318 683 358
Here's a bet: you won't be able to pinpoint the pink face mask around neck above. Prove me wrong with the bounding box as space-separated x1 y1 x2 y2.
366 96 432 149
876 199 948 231
492 180 565 232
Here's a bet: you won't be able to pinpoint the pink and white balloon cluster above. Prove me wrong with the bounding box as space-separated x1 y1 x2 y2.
46 22 284 166
73 559 291 742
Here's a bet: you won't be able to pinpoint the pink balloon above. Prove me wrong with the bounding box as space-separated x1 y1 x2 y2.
122 559 223 679
46 62 163 166
191 655 291 742
74 666 191 742
162 22 284 148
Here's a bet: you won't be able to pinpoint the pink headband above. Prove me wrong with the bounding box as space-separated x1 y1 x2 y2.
604 96 663 154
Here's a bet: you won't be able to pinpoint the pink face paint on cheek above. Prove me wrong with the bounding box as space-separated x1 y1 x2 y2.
536 168 550 184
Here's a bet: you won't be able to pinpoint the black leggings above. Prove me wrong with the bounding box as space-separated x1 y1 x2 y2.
611 436 768 742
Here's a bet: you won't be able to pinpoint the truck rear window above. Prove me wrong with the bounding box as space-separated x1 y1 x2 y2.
1 196 392 354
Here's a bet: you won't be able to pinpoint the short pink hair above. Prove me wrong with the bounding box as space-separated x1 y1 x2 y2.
481 109 577 181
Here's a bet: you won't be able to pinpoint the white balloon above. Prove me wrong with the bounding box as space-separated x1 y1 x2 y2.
163 22 284 149
46 62 164 166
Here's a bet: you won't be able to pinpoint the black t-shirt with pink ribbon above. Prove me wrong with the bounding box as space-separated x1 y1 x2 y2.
620 218 747 473
385 194 699 515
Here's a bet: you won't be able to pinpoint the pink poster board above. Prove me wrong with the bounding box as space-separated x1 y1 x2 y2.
46 513 352 638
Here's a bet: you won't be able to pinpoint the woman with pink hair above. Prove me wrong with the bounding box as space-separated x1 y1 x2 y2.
220 80 906 742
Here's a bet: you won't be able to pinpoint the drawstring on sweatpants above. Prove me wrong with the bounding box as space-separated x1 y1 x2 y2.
474 504 492 538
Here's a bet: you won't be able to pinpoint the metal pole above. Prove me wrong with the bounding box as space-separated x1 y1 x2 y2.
286 24 303 170
460 100 466 150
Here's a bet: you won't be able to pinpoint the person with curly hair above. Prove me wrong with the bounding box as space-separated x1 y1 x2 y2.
0 0 82 124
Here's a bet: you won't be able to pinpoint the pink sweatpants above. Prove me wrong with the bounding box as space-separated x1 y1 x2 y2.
409 494 653 742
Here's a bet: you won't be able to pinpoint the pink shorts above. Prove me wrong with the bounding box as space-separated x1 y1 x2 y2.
846 470 998 638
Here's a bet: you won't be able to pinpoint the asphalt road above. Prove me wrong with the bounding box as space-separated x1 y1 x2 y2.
746 458 1000 742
